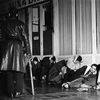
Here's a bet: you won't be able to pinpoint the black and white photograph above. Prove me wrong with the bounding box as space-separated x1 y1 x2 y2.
0 0 100 100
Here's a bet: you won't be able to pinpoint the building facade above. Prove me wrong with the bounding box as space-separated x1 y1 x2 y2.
0 0 100 66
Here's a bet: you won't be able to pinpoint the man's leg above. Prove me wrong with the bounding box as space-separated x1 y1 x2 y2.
75 66 87 76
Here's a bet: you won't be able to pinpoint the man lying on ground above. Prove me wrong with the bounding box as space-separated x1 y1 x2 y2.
62 55 88 87
48 55 86 85
62 63 98 90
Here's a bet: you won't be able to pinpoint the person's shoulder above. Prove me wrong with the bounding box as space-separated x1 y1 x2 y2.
6 18 24 26
17 19 24 25
11 18 24 25
15 19 24 26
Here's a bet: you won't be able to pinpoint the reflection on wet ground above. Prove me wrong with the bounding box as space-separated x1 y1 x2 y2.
1 85 100 100
34 86 100 100
1 81 100 100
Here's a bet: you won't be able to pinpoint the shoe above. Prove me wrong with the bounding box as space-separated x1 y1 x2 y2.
96 84 100 90
62 83 69 89
77 87 89 92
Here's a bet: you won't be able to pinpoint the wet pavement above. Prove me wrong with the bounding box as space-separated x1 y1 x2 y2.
1 84 100 100
0 75 100 100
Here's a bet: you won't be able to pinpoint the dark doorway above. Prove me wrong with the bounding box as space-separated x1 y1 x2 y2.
32 7 40 55
43 1 53 55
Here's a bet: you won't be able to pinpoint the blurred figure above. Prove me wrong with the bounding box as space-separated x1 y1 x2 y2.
0 6 29 97
67 55 84 71
62 63 98 89
31 57 42 85
50 56 56 64
48 60 66 85
40 56 56 84
0 7 29 72
41 56 50 83
63 55 87 83
49 56 56 70
47 56 56 84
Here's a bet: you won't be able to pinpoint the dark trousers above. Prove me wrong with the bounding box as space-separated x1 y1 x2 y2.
63 66 87 82
0 71 24 96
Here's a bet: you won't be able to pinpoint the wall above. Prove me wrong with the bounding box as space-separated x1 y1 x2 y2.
53 0 100 67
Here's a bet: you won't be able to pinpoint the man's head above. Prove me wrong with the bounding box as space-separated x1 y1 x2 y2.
90 64 97 74
50 56 56 63
8 6 18 18
73 55 82 64
33 57 38 64
51 56 56 61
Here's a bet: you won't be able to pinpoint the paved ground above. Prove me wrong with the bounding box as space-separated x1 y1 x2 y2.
0 76 100 100
1 84 100 100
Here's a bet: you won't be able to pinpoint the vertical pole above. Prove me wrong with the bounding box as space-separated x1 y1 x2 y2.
29 60 34 95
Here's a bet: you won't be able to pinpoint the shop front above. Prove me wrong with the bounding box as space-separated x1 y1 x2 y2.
0 0 53 57
1 0 100 66
17 0 53 56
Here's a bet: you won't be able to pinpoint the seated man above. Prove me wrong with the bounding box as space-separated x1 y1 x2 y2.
48 55 86 85
48 60 66 84
31 57 42 83
26 57 42 85
40 56 56 84
40 56 51 83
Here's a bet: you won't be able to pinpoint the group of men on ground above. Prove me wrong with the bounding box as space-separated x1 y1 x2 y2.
26 55 100 90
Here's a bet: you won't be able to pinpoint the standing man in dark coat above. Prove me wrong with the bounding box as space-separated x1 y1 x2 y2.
0 7 30 97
